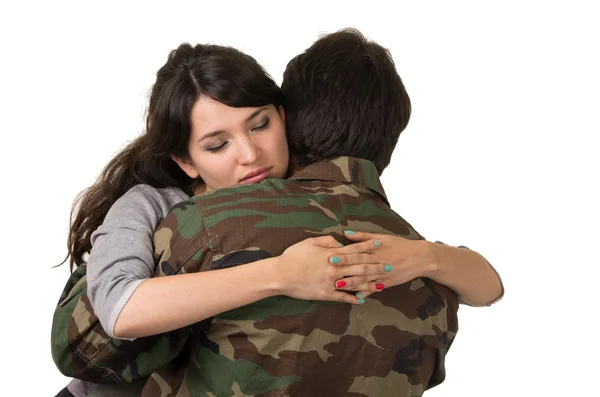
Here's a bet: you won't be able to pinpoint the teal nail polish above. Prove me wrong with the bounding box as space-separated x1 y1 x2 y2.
339 242 344 247
384 264 392 272
357 293 364 299
344 230 355 235
330 256 340 264
358 298 366 304
374 240 382 247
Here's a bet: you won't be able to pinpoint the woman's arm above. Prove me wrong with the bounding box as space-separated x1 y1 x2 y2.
114 255 280 338
426 241 503 306
87 185 388 339
86 185 190 337
114 235 389 338
327 231 504 306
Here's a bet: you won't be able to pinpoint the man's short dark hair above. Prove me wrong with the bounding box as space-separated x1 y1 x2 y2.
282 28 411 174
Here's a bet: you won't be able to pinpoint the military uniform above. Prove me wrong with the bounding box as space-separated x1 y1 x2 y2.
53 157 459 397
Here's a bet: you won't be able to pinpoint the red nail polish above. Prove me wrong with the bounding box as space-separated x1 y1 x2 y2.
376 283 385 290
336 280 347 288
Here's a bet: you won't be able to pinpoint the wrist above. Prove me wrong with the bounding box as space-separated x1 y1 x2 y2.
258 256 285 296
421 240 442 279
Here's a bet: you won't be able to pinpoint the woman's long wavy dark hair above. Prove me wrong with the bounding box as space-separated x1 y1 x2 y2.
63 43 282 270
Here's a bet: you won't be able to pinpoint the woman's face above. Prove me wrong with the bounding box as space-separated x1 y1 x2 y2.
173 96 289 193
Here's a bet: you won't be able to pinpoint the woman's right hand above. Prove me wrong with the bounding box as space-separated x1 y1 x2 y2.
276 236 388 304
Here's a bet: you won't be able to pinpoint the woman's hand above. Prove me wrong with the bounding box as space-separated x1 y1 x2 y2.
276 235 390 304
330 231 436 299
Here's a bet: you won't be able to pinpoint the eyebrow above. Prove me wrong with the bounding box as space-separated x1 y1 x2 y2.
198 106 270 143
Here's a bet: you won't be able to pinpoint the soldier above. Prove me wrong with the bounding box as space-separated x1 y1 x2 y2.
53 30 502 397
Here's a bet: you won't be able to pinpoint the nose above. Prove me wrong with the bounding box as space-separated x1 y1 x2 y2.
238 136 262 165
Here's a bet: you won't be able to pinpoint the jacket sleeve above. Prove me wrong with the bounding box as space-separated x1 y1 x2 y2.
50 264 190 383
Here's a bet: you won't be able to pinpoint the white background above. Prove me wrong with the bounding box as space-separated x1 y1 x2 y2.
1 1 598 395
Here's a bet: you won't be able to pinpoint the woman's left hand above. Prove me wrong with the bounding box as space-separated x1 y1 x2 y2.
330 230 437 299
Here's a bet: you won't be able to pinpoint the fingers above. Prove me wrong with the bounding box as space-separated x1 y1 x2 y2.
332 238 382 257
334 275 387 292
352 281 387 292
330 252 375 265
355 290 374 300
334 275 376 291
329 239 385 265
331 263 390 279
327 290 364 305
310 235 343 249
343 230 381 243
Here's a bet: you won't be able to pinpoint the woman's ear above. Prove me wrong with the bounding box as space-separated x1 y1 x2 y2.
277 105 286 124
171 154 199 178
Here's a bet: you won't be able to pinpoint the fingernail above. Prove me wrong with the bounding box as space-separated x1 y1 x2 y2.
330 256 340 264
358 299 366 304
376 283 385 290
339 242 344 247
344 230 355 235
384 264 392 272
336 280 347 288
357 293 364 299
374 240 382 247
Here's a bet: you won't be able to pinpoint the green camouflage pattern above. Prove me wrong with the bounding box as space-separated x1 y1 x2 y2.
142 157 459 397
51 260 190 383
50 157 459 395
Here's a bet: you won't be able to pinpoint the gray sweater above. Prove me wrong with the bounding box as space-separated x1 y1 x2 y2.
87 184 190 338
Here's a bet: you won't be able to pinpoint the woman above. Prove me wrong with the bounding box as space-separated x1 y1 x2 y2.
54 41 502 396
54 42 387 397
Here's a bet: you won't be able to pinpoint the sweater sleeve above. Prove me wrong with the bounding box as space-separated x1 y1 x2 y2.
86 184 189 338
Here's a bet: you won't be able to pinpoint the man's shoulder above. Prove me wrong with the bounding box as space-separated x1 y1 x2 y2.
190 178 385 212
154 198 210 274
158 198 207 239
191 178 406 235
184 180 288 214
192 179 287 200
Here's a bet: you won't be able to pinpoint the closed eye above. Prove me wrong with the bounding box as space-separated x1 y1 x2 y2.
207 142 228 152
251 117 270 132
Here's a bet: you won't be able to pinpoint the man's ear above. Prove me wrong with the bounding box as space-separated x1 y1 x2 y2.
277 105 286 124
171 154 199 178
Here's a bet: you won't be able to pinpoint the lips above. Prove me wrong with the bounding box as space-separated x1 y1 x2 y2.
240 167 272 184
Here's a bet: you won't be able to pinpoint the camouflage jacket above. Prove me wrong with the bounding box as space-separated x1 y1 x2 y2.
51 261 190 383
52 158 457 396
141 157 459 397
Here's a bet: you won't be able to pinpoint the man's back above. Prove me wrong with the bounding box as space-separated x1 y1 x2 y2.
151 157 459 397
